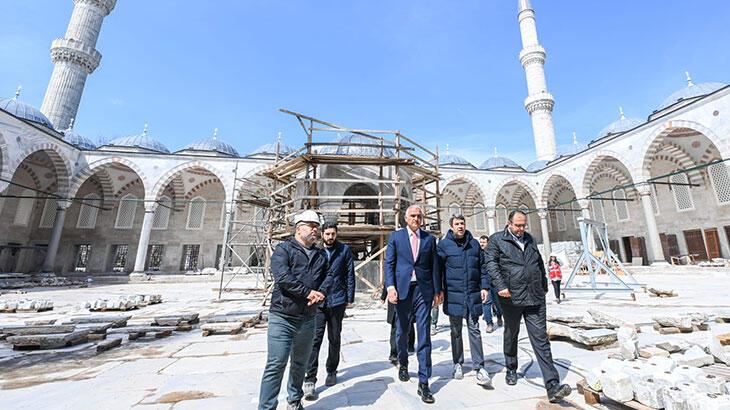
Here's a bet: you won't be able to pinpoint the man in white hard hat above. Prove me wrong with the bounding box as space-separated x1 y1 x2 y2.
259 210 333 410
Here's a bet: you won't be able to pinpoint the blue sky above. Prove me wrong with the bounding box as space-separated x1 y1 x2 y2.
1 0 729 166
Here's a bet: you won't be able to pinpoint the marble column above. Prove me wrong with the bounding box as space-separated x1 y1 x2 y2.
132 202 157 274
637 185 668 265
42 199 71 272
486 209 496 236
538 210 552 257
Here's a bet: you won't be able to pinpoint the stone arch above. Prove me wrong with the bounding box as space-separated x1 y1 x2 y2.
441 173 488 203
639 119 728 182
540 173 579 207
151 160 232 202
490 176 541 209
0 131 9 192
581 151 637 198
68 157 149 200
11 142 73 195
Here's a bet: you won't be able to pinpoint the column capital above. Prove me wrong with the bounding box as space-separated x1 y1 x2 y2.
56 199 72 210
577 199 591 210
484 209 496 218
144 201 159 213
635 184 652 196
537 210 549 219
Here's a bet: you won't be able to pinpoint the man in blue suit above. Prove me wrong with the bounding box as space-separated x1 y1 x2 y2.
385 204 442 404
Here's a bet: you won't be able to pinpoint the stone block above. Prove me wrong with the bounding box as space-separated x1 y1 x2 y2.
688 393 730 410
546 322 576 339
547 313 584 323
656 341 683 353
622 362 653 386
586 367 604 391
694 374 726 394
0 324 75 335
618 326 639 359
600 371 633 402
639 346 670 358
724 382 730 394
661 386 691 410
660 327 682 335
653 371 683 389
587 308 632 328
201 322 243 336
675 345 715 367
708 331 730 365
575 328 618 346
653 315 693 331
633 379 664 409
600 358 627 374
647 356 677 373
672 365 703 383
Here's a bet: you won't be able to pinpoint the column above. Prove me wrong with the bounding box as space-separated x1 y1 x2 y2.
132 203 157 274
218 201 234 271
42 200 71 272
486 209 496 236
538 210 552 257
637 185 668 265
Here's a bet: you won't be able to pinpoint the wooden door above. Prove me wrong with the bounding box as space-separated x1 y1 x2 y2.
704 229 721 260
683 229 708 261
609 239 621 261
629 237 648 265
659 233 680 261
622 237 633 262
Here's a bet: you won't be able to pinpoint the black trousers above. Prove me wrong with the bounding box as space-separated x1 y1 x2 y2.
305 303 347 383
552 280 561 300
389 319 415 357
501 301 560 389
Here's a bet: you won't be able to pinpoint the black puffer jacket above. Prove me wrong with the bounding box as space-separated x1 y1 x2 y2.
437 230 489 318
484 227 548 307
270 238 333 319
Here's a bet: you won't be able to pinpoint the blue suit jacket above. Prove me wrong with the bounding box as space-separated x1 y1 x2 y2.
384 228 442 302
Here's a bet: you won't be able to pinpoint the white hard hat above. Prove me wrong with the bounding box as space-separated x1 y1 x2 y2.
293 210 321 225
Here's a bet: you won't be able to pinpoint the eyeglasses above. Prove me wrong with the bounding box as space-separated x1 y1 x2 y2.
511 223 527 228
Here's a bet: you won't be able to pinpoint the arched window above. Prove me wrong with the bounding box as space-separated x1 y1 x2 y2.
13 189 35 226
709 163 730 205
474 203 486 231
613 189 630 221
186 197 206 230
39 198 57 228
670 173 694 211
496 204 508 229
115 194 138 229
591 199 605 222
77 193 101 229
153 196 171 230
556 209 567 232
448 202 461 218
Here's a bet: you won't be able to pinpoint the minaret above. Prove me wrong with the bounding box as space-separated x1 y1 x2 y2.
40 0 117 130
518 0 557 161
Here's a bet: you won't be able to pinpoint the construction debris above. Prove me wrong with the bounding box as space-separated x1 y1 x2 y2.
96 337 122 353
0 299 54 313
546 322 618 349
201 322 243 337
6 330 90 350
652 313 710 334
648 287 678 298
0 324 75 336
66 315 130 328
85 295 162 311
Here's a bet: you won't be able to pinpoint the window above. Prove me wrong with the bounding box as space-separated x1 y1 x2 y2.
152 196 171 230
474 203 486 231
147 244 164 271
111 245 129 272
556 209 567 232
613 189 630 221
186 197 206 230
77 193 101 229
709 163 730 205
670 173 694 211
13 189 35 226
181 244 200 271
591 199 605 222
496 205 508 229
39 198 57 228
650 185 660 215
74 244 92 272
115 194 138 229
448 202 461 218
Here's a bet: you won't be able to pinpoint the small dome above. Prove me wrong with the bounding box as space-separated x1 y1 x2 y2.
596 107 642 140
183 129 238 156
249 138 295 157
319 134 395 157
61 119 96 150
479 156 521 170
656 74 726 112
526 160 549 172
0 87 54 129
107 124 170 153
439 145 474 167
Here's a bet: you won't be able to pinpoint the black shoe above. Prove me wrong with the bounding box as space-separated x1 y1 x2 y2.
388 354 398 365
325 372 337 386
497 316 503 327
398 365 410 382
417 383 435 404
408 347 415 355
547 383 572 403
505 369 518 386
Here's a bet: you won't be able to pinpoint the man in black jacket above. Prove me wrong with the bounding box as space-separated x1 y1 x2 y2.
484 210 571 403
258 210 333 410
303 222 355 399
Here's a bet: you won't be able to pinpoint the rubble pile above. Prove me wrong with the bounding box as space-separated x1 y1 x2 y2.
0 299 54 313
652 313 710 334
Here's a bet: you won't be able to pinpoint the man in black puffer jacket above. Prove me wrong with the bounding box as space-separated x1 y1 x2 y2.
484 210 571 404
438 214 492 388
259 210 333 410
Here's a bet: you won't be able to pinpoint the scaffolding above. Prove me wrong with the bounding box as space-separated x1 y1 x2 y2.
249 109 443 297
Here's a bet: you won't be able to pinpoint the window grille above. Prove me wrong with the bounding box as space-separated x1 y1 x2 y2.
75 244 92 272
39 198 57 228
496 205 508 229
77 193 101 229
115 194 138 229
591 199 605 222
613 189 630 221
147 245 164 271
186 197 206 230
670 173 694 211
111 244 129 272
710 163 730 205
153 196 171 229
557 209 566 231
474 204 486 231
181 244 200 270
573 202 580 228
650 185 660 215
13 189 35 226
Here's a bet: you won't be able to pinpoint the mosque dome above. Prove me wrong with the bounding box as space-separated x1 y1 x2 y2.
183 129 238 156
439 145 475 168
656 73 726 112
0 87 54 129
318 134 395 157
479 151 521 170
106 124 170 153
526 160 549 172
595 107 642 140
249 137 295 157
61 119 96 150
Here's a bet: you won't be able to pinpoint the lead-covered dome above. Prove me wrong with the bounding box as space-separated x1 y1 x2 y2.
61 119 96 150
596 107 642 140
479 156 521 170
439 145 475 168
0 87 54 129
249 137 295 157
183 129 238 156
106 124 170 153
656 73 726 112
319 134 395 157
